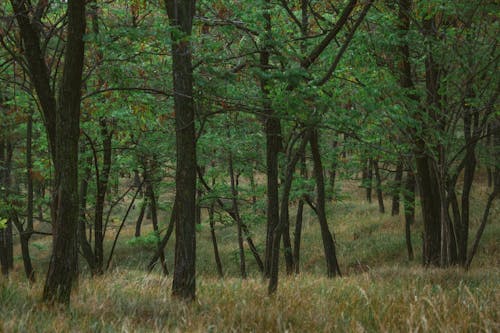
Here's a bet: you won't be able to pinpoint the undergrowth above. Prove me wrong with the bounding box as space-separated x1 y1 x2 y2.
1 181 498 332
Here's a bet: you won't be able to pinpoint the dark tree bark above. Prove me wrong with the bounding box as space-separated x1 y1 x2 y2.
0 139 13 276
78 149 97 273
93 119 113 274
365 159 373 203
293 154 307 274
146 179 168 275
486 124 493 187
195 168 204 226
466 118 499 269
328 141 339 200
455 93 478 265
309 130 341 277
134 201 147 237
26 114 34 233
269 131 310 294
165 0 197 300
11 0 86 304
208 204 224 278
148 198 176 273
196 167 264 272
10 212 34 282
106 183 143 271
292 1 309 276
293 199 305 274
403 171 415 261
42 0 86 303
373 159 385 213
391 162 403 216
228 151 246 279
261 0 282 278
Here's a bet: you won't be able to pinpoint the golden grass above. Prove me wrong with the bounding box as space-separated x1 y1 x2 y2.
1 266 498 332
1 180 498 332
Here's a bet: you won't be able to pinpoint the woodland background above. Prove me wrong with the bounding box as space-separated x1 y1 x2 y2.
0 0 498 331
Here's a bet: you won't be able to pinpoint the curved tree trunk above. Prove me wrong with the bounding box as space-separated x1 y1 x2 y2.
309 129 341 277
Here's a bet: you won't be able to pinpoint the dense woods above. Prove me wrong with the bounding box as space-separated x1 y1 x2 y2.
0 0 498 331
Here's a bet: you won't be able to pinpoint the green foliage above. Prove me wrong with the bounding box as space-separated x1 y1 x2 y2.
127 232 160 249
0 218 7 230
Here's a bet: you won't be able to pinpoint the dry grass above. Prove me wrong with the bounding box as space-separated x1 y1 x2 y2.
1 180 498 332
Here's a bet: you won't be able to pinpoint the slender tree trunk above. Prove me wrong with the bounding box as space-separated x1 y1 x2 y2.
365 159 373 203
282 204 294 275
0 138 10 275
309 129 341 277
0 141 14 273
196 166 264 271
134 201 147 237
391 162 403 216
228 151 246 279
94 120 113 274
293 154 307 274
166 0 197 300
373 159 385 213
261 0 282 278
293 199 305 274
249 166 257 205
486 124 493 187
328 141 338 200
78 146 97 273
208 204 223 278
147 180 168 275
11 213 35 282
292 2 309 275
22 112 35 281
403 170 415 261
456 103 477 265
106 183 142 270
269 131 309 294
148 198 176 272
466 120 499 269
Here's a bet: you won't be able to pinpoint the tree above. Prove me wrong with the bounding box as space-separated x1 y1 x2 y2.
10 0 86 304
165 0 198 301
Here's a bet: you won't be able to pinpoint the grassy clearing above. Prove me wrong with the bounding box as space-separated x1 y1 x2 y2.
1 181 498 332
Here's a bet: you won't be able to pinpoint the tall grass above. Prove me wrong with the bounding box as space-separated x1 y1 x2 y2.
1 181 498 332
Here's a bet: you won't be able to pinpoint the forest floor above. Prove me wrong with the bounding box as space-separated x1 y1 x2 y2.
1 181 498 332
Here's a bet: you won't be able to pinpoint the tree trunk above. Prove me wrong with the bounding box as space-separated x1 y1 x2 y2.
391 162 403 216
373 159 385 213
365 159 373 203
309 129 341 277
0 140 14 275
403 171 415 261
269 131 309 294
456 102 478 265
134 201 147 237
166 0 197 300
466 119 499 269
146 179 168 275
94 119 113 274
148 198 176 272
42 0 86 304
261 0 282 278
208 204 224 278
78 146 97 273
26 114 34 233
293 153 307 274
11 213 35 282
228 151 246 279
